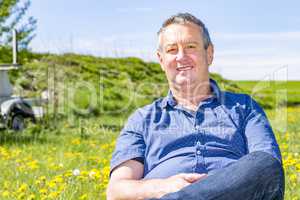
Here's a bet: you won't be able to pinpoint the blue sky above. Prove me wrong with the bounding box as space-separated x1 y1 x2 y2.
26 0 300 80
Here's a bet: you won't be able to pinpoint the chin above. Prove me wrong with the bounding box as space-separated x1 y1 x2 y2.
176 74 196 84
174 78 192 88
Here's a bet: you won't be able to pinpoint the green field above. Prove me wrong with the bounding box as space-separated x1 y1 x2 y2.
235 81 300 107
0 54 299 199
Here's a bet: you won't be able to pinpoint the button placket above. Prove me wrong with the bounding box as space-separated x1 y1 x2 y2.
195 139 205 173
194 109 205 171
195 137 202 156
195 127 203 157
195 125 201 131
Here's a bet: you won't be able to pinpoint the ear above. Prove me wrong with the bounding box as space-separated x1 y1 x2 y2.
157 50 165 71
206 44 214 66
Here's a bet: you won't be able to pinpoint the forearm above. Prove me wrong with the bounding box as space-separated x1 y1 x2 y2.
107 178 165 200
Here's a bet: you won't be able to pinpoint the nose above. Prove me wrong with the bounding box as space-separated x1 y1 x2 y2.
175 48 187 62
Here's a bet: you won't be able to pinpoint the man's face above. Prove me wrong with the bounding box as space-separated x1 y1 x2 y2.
157 23 214 89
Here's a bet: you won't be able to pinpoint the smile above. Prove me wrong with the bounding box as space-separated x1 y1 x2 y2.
176 66 193 71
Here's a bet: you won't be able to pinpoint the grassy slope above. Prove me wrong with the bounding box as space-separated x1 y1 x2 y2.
7 53 300 129
8 53 275 114
8 54 251 120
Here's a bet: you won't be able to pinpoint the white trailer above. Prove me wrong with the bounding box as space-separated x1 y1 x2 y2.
0 30 45 131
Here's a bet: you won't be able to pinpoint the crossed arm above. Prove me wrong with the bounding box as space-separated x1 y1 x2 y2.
106 160 207 200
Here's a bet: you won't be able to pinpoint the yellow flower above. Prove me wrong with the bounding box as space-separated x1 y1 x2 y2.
47 180 57 188
17 192 26 200
2 191 10 197
27 160 39 170
71 138 81 145
27 194 35 200
89 169 101 179
40 176 46 182
102 166 110 177
35 180 42 186
3 181 10 190
79 194 88 200
58 163 64 168
58 183 66 193
18 183 28 193
53 175 64 183
81 170 89 177
63 170 73 178
39 188 47 195
290 174 298 183
48 191 59 199
296 163 300 172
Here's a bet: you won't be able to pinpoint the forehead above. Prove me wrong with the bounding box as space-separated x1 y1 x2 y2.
159 23 203 46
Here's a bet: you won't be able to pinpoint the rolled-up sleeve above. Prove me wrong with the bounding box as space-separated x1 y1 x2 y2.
243 96 282 163
109 109 146 176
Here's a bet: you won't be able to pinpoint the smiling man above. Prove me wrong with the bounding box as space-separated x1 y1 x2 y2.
106 13 284 200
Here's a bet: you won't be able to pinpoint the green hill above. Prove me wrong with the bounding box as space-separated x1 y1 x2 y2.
6 53 258 116
2 48 299 111
4 52 295 129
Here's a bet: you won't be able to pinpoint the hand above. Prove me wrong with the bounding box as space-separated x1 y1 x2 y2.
156 173 207 198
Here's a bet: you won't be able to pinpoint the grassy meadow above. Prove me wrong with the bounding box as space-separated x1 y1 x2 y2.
0 54 299 199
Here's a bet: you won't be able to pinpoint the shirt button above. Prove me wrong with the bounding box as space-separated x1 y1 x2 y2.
196 141 201 146
196 150 201 155
195 125 201 130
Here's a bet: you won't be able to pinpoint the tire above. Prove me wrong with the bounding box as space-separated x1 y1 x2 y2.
11 114 25 131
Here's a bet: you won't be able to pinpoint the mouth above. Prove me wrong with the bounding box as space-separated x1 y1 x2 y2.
176 65 193 71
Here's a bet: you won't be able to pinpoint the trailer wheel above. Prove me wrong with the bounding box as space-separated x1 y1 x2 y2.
11 114 25 131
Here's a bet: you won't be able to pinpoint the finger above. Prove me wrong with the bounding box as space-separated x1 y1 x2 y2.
184 173 207 183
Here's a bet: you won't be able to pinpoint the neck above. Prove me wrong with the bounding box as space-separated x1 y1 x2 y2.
170 79 212 111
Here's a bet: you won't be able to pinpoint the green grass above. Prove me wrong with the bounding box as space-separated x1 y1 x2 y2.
0 118 117 199
235 81 300 107
0 107 299 199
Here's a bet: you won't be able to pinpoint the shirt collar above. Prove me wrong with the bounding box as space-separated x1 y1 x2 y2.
161 78 222 109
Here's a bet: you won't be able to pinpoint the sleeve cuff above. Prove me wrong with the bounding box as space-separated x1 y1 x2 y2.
109 150 145 178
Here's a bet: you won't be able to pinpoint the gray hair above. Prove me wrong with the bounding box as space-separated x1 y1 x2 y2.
157 13 212 50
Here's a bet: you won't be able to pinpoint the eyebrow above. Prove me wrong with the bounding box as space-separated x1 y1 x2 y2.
164 41 200 48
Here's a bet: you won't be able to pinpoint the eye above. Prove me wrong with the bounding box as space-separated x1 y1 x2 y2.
166 48 177 53
186 44 196 49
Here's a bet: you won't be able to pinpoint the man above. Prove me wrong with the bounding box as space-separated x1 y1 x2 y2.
107 13 284 200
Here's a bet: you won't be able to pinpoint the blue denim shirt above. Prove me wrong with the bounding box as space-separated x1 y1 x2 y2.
110 79 282 179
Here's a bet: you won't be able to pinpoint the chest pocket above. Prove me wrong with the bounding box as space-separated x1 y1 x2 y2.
200 107 246 154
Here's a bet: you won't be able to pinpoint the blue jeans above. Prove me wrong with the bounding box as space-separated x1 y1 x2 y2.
149 151 284 200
